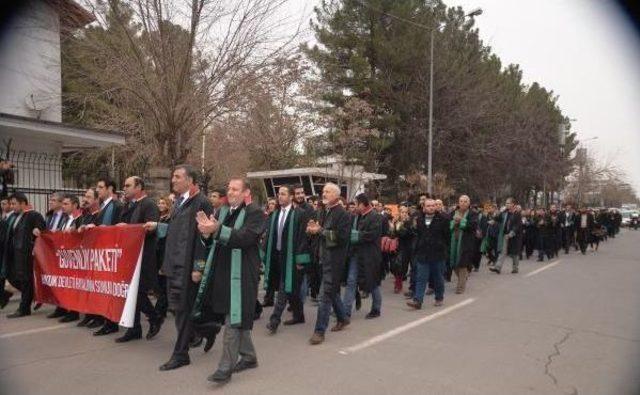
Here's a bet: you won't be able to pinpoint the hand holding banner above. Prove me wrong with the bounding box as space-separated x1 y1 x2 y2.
33 225 146 327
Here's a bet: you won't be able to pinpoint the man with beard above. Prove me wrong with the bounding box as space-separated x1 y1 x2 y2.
114 176 163 343
292 184 315 303
343 193 383 319
192 177 265 383
307 183 351 345
145 165 213 371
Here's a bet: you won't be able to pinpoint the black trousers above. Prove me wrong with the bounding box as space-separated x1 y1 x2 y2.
172 283 197 361
307 258 322 299
154 275 168 319
9 276 33 314
264 254 282 302
133 291 158 331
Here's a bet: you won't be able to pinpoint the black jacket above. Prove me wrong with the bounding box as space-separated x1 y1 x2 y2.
413 212 450 263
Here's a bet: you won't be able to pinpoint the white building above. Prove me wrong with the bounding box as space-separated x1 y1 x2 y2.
247 156 386 201
0 1 124 211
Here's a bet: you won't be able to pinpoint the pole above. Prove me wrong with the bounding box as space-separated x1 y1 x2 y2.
427 27 434 195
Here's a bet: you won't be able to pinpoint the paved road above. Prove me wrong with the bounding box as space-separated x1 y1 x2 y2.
1 230 640 395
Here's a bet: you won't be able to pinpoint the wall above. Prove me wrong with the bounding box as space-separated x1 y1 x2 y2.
0 1 62 122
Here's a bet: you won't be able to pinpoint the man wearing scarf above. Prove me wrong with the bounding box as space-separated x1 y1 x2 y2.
264 185 311 334
490 198 523 274
448 195 478 294
343 193 383 319
192 177 264 384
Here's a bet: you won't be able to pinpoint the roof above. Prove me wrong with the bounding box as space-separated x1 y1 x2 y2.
246 167 387 181
0 112 125 148
47 0 95 29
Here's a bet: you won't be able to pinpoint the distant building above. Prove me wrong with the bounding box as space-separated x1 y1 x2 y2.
247 156 386 200
0 1 124 211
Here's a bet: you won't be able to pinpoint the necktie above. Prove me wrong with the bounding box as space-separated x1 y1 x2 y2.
277 209 287 251
174 195 185 211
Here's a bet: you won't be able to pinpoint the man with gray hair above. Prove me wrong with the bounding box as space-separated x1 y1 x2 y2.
307 183 351 345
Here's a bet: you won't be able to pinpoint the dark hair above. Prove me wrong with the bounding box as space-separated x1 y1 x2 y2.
355 193 370 206
131 176 145 190
10 192 28 205
506 197 518 205
97 177 117 192
229 176 250 191
63 194 80 207
278 185 292 195
293 184 304 192
50 191 64 202
86 188 99 199
173 164 199 185
211 188 226 197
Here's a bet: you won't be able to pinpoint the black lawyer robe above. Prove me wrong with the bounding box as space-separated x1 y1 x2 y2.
6 210 45 281
317 204 351 297
349 209 383 293
205 202 265 330
120 197 160 293
162 192 212 312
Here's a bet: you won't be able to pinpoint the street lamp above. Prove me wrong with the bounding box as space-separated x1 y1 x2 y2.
427 8 483 194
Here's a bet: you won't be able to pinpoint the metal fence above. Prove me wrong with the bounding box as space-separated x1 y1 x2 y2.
6 149 85 214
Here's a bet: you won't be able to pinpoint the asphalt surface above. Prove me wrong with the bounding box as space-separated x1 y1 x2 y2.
1 230 639 395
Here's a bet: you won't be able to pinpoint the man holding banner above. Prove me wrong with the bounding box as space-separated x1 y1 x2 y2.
115 176 163 343
193 177 264 384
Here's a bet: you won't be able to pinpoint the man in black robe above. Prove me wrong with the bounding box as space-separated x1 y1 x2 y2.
576 207 594 254
193 177 264 383
293 184 315 303
0 197 16 309
343 193 383 319
114 176 163 343
490 198 523 274
148 165 213 371
5 192 45 318
307 183 350 345
264 185 311 334
448 195 478 294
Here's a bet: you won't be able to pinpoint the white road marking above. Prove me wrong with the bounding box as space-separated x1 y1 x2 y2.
339 298 476 355
0 323 73 340
524 260 562 278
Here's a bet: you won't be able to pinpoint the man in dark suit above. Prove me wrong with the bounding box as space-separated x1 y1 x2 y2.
91 177 124 336
114 176 163 342
490 197 523 274
6 192 45 318
145 165 213 371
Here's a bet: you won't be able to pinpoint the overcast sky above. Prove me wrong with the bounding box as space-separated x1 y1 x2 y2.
289 0 640 193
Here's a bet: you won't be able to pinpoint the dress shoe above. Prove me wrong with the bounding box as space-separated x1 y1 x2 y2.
309 332 325 345
207 369 232 383
33 302 43 311
46 308 66 319
511 268 519 274
115 329 142 343
330 318 350 332
283 318 304 326
365 310 380 319
489 267 501 274
266 321 278 334
406 300 422 310
7 310 30 319
233 359 258 373
159 358 190 371
189 336 203 348
77 316 93 327
86 317 105 329
59 312 79 323
0 291 12 309
434 300 444 307
93 323 119 336
146 318 163 340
